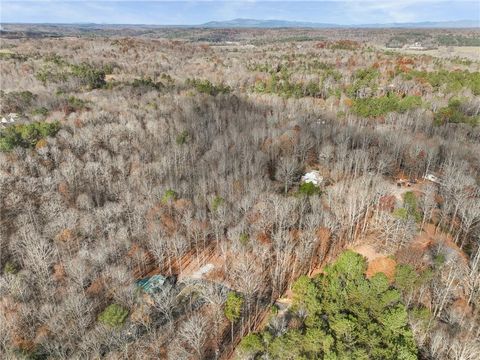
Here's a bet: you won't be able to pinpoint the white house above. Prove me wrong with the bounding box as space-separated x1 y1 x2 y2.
408 42 426 50
424 173 441 184
301 170 323 186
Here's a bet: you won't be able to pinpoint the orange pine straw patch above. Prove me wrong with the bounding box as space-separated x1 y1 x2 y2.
366 256 397 282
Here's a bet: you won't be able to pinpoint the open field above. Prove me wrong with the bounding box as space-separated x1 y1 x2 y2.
378 45 480 61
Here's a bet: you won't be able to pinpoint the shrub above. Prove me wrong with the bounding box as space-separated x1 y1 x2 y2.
175 130 190 145
132 77 164 91
211 196 224 211
45 54 69 66
36 64 69 85
69 96 87 109
4 261 18 274
0 90 36 113
71 63 106 89
239 333 263 355
329 40 360 50
187 78 231 96
0 51 28 61
98 304 129 327
162 189 177 203
31 107 49 116
239 233 249 246
393 207 409 220
297 182 321 196
397 95 423 113
393 191 422 222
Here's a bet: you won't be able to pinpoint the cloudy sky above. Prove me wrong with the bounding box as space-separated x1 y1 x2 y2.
1 1 479 25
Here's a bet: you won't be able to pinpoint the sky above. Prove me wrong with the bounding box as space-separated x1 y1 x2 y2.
0 1 479 25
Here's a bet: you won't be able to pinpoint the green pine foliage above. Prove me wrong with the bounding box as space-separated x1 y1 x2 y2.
352 94 422 118
65 96 88 112
253 72 322 98
328 40 361 51
436 35 480 47
239 251 418 360
31 107 49 116
393 191 422 222
403 191 422 222
394 264 432 297
98 304 129 327
347 67 380 98
175 130 190 145
187 78 231 96
0 51 28 61
250 61 341 99
404 70 480 95
132 77 164 91
297 182 322 196
0 121 60 152
224 292 244 323
0 90 36 113
3 261 18 275
70 63 106 89
162 189 178 203
36 57 108 89
211 196 225 212
239 233 250 246
434 99 479 126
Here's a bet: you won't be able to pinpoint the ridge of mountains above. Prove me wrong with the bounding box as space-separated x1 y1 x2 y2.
200 18 479 29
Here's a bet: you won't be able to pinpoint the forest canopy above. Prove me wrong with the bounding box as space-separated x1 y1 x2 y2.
0 26 479 360
239 251 418 360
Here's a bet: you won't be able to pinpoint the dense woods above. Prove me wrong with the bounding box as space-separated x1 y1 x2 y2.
0 26 479 359
239 251 418 359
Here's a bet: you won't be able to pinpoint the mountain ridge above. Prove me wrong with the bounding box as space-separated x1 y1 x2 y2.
200 18 479 29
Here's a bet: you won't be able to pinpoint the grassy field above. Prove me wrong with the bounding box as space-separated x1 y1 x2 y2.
379 45 480 61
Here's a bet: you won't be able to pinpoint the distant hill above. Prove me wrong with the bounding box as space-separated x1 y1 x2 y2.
200 18 479 29
201 18 340 28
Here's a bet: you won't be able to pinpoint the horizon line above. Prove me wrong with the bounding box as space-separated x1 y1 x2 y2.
1 18 478 27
